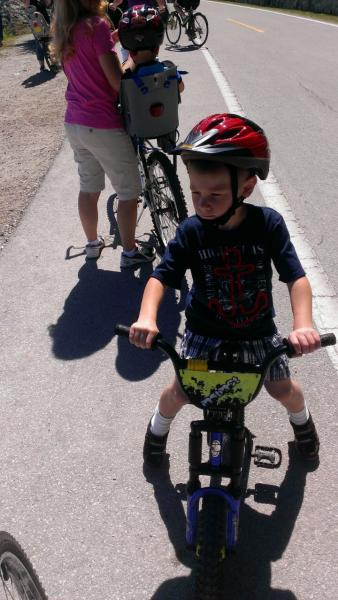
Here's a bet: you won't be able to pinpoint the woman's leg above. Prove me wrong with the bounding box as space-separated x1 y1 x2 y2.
116 198 138 252
78 191 101 242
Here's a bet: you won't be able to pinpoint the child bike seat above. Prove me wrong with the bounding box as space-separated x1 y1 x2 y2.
120 65 179 139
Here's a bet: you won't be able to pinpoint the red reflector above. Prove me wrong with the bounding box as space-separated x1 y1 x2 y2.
150 103 164 117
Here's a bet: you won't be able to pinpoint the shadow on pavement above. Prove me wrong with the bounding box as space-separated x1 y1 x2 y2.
21 69 57 88
165 43 201 52
15 38 36 56
48 259 188 381
147 443 309 600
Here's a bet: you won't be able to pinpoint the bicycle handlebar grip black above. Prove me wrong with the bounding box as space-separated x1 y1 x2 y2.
320 333 336 347
115 324 130 337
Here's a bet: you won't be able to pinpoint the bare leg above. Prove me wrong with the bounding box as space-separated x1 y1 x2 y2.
158 377 189 418
78 191 100 241
264 378 304 413
117 198 138 252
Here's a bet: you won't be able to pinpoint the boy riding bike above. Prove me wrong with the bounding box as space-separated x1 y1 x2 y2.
128 113 321 466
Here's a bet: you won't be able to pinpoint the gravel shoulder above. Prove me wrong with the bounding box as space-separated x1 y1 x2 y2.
0 34 67 250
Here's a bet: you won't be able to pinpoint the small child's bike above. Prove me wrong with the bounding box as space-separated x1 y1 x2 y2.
115 324 335 600
0 531 48 599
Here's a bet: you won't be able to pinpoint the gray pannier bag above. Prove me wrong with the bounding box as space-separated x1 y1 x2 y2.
119 65 179 140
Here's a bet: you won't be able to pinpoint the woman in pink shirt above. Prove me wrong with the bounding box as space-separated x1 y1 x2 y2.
51 0 155 266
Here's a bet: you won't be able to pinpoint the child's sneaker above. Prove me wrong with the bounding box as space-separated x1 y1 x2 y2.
120 245 155 269
290 413 320 461
143 421 168 467
85 236 105 259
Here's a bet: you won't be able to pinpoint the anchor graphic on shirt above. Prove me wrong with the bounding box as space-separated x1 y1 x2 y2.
207 247 269 325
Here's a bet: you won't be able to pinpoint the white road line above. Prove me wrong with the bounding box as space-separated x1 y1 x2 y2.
208 0 338 28
202 47 338 371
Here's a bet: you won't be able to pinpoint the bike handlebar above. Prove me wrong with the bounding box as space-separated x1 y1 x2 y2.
115 324 336 365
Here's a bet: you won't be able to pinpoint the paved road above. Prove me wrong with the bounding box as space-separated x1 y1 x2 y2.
0 3 338 599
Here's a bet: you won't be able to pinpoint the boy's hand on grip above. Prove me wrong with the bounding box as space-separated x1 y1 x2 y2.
288 327 321 356
129 320 159 349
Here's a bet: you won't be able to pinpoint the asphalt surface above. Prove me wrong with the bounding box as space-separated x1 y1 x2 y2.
1 3 338 599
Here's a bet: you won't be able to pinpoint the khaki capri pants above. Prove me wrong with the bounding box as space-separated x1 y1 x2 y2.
65 124 142 200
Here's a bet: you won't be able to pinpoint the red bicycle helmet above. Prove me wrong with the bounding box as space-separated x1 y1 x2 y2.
176 113 270 180
118 5 164 51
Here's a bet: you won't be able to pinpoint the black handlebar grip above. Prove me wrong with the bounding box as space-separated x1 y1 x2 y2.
320 333 336 347
115 324 130 337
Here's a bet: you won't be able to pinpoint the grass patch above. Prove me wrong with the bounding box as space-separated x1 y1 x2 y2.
0 24 31 48
212 1 338 24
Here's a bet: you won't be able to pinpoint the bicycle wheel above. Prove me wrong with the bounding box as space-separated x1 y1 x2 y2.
165 11 182 45
194 495 227 600
147 150 188 252
0 532 48 600
189 12 208 47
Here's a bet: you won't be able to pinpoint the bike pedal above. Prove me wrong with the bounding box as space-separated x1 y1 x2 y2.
252 445 282 468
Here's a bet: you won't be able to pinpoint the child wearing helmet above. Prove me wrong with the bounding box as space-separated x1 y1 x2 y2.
118 4 184 94
110 0 168 61
128 113 321 465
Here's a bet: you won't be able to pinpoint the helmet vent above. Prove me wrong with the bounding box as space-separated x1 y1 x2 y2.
205 118 223 131
221 128 241 139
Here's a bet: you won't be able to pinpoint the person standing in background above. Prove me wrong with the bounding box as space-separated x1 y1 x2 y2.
22 0 53 70
50 0 155 266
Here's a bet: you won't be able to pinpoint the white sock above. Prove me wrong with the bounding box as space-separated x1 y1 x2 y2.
289 404 309 426
87 237 101 245
151 403 174 437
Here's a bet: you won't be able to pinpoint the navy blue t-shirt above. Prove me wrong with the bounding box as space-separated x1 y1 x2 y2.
151 205 305 340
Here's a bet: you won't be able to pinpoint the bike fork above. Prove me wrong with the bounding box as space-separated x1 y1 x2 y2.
185 421 241 551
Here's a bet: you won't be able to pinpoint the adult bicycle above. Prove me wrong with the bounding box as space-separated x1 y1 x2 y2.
108 59 188 253
166 4 208 47
0 531 48 600
115 324 336 599
108 138 187 253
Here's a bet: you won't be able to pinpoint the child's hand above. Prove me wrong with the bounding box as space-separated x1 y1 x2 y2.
122 55 135 72
111 29 119 44
129 320 159 349
288 327 321 356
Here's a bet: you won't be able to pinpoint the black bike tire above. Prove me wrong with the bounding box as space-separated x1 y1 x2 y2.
165 11 182 45
0 531 48 600
147 150 188 252
190 12 209 47
194 495 228 600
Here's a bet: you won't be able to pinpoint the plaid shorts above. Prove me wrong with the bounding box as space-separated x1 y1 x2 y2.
180 329 290 382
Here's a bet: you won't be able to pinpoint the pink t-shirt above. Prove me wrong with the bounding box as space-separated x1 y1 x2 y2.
64 17 123 129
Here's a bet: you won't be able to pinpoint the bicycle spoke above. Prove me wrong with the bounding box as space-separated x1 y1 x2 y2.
147 150 187 251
